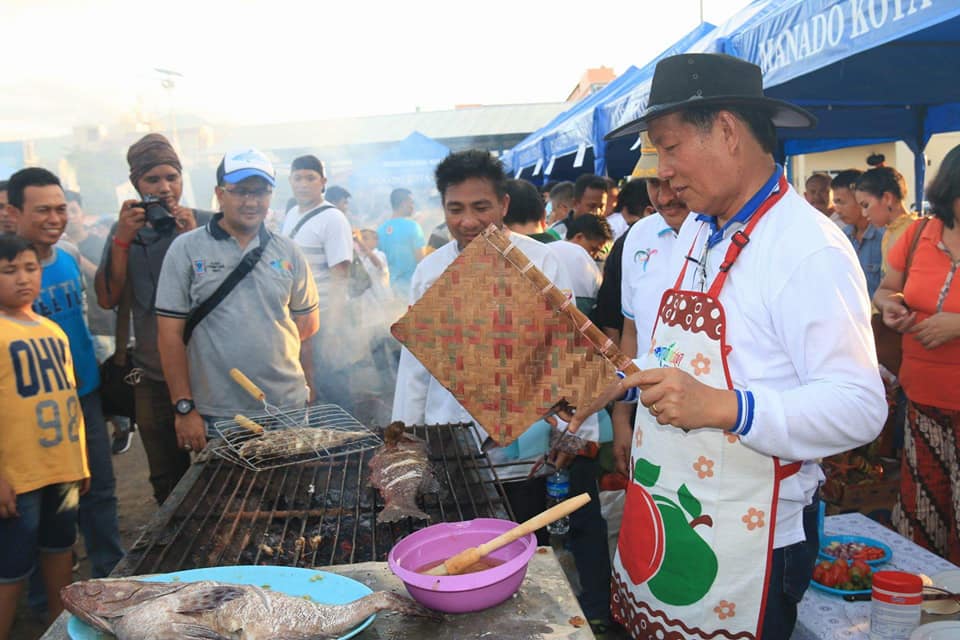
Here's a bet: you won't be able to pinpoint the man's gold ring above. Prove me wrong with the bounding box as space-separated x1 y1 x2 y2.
651 403 660 415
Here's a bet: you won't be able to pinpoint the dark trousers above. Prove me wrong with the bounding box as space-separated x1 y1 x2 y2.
135 379 191 504
761 493 820 639
569 455 612 622
504 457 611 621
503 476 548 546
77 392 124 577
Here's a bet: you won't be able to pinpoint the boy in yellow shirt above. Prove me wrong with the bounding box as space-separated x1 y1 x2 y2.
0 235 89 634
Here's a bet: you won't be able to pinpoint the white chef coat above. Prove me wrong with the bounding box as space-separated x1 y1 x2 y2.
670 187 886 548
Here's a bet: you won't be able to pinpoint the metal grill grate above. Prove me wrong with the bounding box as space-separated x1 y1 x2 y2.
208 404 384 472
114 423 514 576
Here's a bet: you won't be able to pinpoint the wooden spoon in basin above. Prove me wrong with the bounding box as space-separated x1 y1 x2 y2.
424 493 591 576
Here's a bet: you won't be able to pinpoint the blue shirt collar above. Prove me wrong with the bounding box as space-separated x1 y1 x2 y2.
844 223 881 241
863 224 881 240
695 164 783 249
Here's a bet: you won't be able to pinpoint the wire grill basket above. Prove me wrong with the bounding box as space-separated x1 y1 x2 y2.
209 404 383 472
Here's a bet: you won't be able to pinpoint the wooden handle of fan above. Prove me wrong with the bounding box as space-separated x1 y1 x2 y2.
230 369 265 401
429 493 591 576
234 414 264 435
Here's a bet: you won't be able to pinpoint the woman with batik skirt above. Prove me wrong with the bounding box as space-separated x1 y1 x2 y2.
874 144 960 562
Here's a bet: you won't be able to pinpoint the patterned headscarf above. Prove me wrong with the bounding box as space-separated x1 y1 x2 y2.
127 133 182 188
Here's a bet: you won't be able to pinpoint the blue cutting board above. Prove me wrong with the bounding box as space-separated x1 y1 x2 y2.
66 565 375 640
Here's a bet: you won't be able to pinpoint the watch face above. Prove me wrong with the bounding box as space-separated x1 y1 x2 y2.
175 399 194 414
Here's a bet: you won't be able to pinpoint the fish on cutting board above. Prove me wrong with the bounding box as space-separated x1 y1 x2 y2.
61 578 440 640
369 421 439 523
238 427 370 459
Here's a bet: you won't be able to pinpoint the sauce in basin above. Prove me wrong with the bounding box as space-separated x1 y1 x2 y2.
388 518 537 613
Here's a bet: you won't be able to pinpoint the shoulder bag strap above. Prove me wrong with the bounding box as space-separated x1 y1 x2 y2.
902 216 931 288
113 281 133 366
182 228 272 344
288 205 335 239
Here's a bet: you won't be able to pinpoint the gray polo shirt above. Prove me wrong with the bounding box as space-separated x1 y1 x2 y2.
155 214 319 417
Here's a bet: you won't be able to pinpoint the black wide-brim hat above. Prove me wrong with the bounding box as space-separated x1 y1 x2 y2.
605 53 816 140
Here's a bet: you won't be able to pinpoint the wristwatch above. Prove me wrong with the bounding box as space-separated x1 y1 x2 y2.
173 398 196 416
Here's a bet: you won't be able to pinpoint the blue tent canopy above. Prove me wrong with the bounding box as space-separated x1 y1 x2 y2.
349 131 450 192
508 78 626 182
508 23 717 180
510 0 960 200
600 0 798 176
721 0 960 200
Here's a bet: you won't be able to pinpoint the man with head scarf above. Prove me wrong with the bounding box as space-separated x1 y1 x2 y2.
94 133 213 505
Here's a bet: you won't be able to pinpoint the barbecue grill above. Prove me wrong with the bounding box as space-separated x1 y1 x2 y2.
113 422 514 577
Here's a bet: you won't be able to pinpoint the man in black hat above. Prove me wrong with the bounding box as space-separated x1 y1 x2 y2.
570 54 886 639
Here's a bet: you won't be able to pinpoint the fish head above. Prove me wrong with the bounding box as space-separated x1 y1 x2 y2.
60 580 134 635
383 421 407 446
61 580 124 614
62 579 194 619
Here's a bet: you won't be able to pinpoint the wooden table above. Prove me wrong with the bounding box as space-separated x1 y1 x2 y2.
792 513 960 639
42 547 593 639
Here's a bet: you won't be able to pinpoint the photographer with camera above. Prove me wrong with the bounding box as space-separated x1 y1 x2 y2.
94 133 212 504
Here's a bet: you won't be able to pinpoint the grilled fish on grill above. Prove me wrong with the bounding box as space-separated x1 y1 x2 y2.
238 427 370 459
369 421 438 522
61 578 440 639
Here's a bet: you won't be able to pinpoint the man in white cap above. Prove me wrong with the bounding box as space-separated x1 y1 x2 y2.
155 149 320 453
570 54 886 639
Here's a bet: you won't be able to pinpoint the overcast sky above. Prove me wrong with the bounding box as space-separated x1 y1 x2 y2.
0 0 748 141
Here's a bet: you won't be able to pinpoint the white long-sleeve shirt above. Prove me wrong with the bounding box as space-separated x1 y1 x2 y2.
621 212 686 352
391 231 602 446
670 187 886 548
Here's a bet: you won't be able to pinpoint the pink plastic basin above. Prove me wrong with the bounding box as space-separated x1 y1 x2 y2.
388 518 537 613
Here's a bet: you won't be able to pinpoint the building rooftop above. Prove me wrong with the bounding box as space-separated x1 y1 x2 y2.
214 102 569 151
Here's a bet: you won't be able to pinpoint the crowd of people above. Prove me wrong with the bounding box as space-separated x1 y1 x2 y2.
0 52 958 640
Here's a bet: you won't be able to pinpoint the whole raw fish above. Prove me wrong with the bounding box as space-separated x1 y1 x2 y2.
61 578 439 640
369 422 438 522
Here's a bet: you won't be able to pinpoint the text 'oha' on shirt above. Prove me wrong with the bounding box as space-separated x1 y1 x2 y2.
0 314 90 494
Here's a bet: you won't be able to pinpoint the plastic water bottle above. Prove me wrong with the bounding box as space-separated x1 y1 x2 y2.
546 469 571 535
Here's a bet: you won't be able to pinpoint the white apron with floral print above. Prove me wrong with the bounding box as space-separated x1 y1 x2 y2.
611 177 800 639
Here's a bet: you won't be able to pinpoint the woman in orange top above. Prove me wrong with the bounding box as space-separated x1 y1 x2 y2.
874 144 960 562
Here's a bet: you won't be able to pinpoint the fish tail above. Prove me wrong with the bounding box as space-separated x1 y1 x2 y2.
365 591 443 621
377 503 430 523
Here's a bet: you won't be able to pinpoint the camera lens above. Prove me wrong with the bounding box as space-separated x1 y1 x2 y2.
143 199 176 233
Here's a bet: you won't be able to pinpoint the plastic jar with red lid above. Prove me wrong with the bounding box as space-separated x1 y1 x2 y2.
870 570 922 640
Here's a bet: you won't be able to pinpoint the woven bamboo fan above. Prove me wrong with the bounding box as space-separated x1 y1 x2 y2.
391 224 637 447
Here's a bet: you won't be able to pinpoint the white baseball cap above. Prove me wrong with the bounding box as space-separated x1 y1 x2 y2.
217 148 276 186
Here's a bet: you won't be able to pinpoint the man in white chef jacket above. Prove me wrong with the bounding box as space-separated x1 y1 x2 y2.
392 150 614 631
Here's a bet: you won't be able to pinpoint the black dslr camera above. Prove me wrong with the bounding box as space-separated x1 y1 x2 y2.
134 195 176 234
